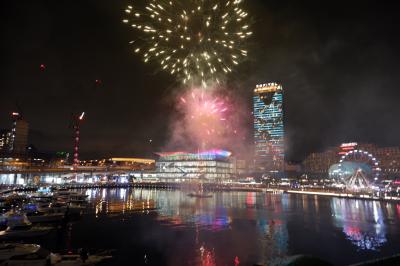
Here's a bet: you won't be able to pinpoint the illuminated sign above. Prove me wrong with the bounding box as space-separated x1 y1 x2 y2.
340 142 358 148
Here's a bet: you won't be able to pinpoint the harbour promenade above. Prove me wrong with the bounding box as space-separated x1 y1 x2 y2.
1 180 400 202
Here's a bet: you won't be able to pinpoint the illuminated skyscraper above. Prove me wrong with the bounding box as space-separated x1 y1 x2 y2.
0 129 12 152
253 83 284 172
9 112 29 154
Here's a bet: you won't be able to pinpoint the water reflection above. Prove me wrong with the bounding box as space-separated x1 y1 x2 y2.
72 188 400 265
84 188 290 265
331 199 387 250
397 204 400 219
86 188 156 217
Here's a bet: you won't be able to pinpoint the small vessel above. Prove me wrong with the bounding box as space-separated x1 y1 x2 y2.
53 191 88 204
38 202 84 217
23 203 65 223
0 243 112 266
0 243 51 266
51 252 113 265
0 212 53 239
26 211 65 223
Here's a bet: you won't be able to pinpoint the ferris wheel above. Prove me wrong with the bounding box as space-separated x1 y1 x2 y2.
338 149 381 184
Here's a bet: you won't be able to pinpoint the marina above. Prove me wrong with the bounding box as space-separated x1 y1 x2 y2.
0 187 399 265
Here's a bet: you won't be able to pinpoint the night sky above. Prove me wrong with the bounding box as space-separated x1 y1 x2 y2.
1 0 400 161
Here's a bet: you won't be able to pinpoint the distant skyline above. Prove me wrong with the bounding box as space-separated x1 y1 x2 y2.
1 0 400 161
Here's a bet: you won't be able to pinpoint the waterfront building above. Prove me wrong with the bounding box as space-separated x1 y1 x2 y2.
9 112 29 154
253 83 284 173
303 142 400 178
303 148 339 176
155 149 234 181
79 157 155 170
0 129 12 152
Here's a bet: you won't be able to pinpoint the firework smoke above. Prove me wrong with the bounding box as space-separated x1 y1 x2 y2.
166 86 250 155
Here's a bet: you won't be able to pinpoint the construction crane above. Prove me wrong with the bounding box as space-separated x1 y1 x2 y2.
71 112 85 169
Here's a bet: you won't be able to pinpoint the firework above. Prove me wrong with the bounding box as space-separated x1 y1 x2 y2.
123 0 251 87
180 88 228 136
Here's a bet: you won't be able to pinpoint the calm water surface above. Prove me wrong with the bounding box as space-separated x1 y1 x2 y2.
38 188 400 265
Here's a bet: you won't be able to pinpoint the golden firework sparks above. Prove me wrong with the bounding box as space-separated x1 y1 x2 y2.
123 0 251 87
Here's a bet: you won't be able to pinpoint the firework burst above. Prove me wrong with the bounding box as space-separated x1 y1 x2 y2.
123 0 251 87
180 88 228 136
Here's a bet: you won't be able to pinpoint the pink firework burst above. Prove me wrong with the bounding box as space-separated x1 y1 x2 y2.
179 88 228 136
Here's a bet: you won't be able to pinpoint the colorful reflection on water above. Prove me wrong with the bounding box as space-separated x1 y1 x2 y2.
397 204 400 219
331 199 390 251
58 188 400 265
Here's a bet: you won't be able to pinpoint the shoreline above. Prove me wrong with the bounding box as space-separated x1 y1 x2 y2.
1 182 399 203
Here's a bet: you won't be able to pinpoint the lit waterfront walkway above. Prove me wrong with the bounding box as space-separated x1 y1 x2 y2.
1 181 399 202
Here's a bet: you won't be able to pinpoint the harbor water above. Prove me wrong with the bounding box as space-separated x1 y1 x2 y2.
35 188 400 265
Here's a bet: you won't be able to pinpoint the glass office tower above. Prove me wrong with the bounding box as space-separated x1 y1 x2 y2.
253 83 284 172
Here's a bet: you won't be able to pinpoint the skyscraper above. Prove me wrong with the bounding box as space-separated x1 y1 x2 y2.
253 83 284 172
0 129 12 152
10 112 29 154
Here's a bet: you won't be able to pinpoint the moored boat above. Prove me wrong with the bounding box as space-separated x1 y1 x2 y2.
50 252 112 266
0 212 53 240
0 243 112 266
0 243 51 266
26 211 65 223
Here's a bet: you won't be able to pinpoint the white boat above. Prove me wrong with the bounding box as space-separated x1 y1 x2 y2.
0 244 112 266
0 212 53 240
29 192 53 201
0 243 51 266
53 191 88 204
22 204 65 223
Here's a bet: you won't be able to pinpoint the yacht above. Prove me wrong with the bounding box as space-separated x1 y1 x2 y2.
26 211 65 223
0 243 51 266
0 244 112 266
23 203 65 223
53 191 88 205
36 201 83 217
0 212 53 239
50 253 112 265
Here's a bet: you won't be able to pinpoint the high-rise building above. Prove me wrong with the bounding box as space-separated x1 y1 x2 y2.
0 129 12 152
9 112 29 154
253 83 284 172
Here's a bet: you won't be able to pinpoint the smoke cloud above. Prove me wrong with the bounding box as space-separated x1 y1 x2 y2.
164 84 252 160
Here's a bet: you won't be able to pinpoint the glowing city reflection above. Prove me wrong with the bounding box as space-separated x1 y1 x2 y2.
331 199 387 250
69 188 400 265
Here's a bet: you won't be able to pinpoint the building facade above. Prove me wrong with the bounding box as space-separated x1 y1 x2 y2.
303 142 400 178
9 113 29 154
155 150 234 181
0 129 12 152
79 157 155 171
253 83 284 173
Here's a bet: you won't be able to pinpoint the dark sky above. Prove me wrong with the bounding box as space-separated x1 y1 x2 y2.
1 0 400 161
